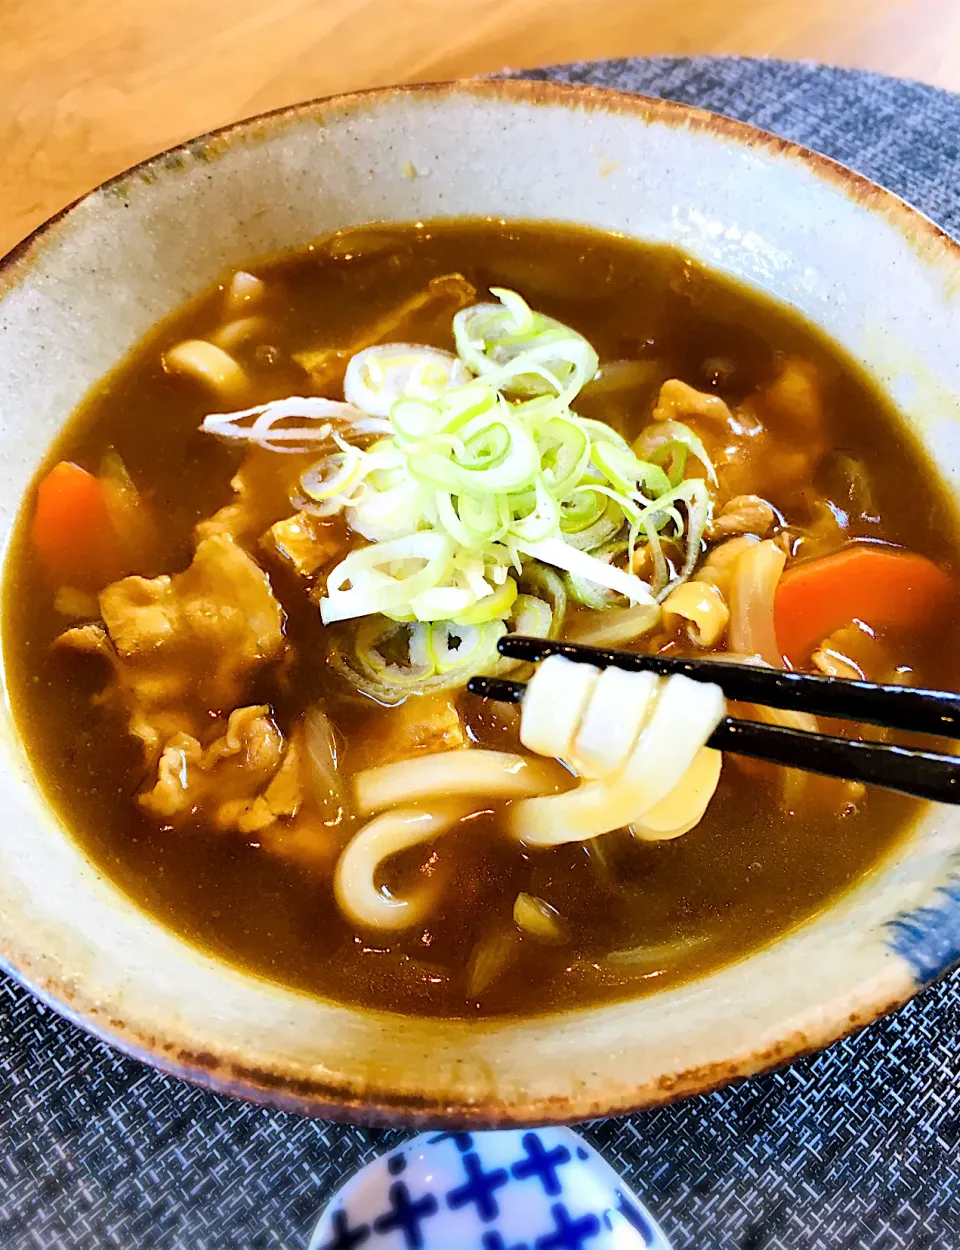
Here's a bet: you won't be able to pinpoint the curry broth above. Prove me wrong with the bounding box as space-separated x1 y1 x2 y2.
5 221 959 1017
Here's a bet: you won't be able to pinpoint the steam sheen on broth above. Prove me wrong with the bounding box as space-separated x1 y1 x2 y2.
6 220 960 1018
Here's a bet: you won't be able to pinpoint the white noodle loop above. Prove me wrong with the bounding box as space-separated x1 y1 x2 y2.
513 655 726 845
164 339 249 400
335 803 467 930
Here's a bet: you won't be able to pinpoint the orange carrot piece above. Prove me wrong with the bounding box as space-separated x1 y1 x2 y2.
774 543 957 665
31 461 119 588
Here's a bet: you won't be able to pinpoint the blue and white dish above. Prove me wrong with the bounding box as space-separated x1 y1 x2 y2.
309 1127 671 1249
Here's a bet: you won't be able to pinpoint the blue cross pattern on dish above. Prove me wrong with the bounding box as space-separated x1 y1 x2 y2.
309 1127 672 1250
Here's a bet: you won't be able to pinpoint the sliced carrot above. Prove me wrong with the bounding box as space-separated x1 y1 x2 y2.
31 461 120 589
774 542 957 665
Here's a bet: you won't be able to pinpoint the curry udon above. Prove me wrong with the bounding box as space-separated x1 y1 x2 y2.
6 221 959 1017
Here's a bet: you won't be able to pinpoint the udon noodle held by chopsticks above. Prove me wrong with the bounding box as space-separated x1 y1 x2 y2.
513 655 726 846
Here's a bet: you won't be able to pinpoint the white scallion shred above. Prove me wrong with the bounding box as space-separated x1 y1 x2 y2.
201 397 388 453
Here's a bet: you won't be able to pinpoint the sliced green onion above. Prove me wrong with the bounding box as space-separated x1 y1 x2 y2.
592 441 672 498
510 477 560 544
455 577 518 625
632 420 717 485
458 492 504 543
390 397 447 440
346 475 432 543
300 447 363 501
344 345 471 417
453 289 598 399
537 415 591 497
631 478 712 599
489 286 536 334
233 288 711 633
635 515 669 596
480 340 597 407
434 489 479 549
201 396 389 453
331 615 505 702
434 380 500 428
510 594 554 638
409 586 477 621
563 539 631 610
648 439 689 488
410 413 540 495
561 495 627 551
429 620 494 673
322 531 454 623
429 622 476 673
564 577 621 612
333 617 434 703
558 487 607 535
579 417 633 452
674 478 711 587
518 563 567 637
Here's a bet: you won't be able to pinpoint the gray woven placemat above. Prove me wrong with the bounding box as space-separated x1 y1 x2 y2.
3 57 960 1250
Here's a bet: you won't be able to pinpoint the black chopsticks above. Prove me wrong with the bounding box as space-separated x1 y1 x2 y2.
488 636 960 739
465 635 960 807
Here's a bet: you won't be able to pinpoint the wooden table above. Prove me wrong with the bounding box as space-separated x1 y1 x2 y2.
2 0 958 256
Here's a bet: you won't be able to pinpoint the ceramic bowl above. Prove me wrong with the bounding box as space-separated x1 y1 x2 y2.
1 79 960 1125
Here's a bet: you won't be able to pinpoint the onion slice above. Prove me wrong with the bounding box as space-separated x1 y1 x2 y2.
567 603 660 648
728 538 787 666
303 704 348 828
453 288 598 398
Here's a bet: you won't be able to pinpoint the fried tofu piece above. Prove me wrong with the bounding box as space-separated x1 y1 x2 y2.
294 273 476 390
357 692 467 769
259 513 348 578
